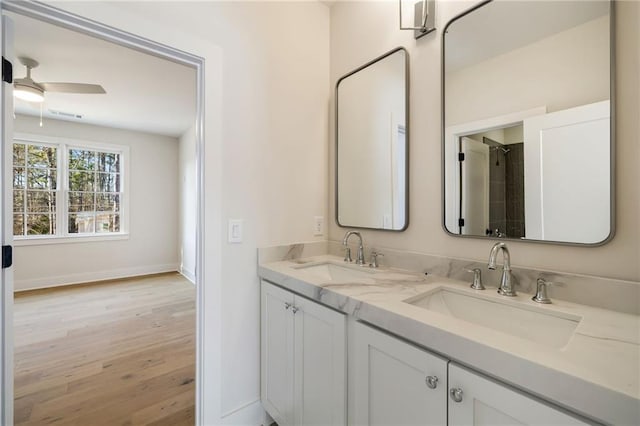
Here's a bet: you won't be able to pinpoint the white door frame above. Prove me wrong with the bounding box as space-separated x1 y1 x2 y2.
443 107 546 235
0 11 14 426
0 1 207 424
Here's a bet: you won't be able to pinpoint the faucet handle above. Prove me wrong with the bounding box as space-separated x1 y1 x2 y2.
344 247 352 263
532 278 560 304
369 251 384 268
466 268 485 290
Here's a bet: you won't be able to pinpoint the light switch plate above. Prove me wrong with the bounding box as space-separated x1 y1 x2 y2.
228 219 243 243
313 216 324 236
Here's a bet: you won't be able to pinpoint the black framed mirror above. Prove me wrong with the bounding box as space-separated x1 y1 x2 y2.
442 0 613 245
336 47 409 231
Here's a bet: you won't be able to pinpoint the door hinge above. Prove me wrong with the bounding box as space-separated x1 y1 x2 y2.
2 245 12 269
458 153 465 161
458 218 465 227
2 57 13 84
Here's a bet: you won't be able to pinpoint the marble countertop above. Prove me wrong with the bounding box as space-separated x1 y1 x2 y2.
258 255 640 425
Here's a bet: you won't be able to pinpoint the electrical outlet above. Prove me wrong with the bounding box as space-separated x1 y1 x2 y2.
313 216 324 236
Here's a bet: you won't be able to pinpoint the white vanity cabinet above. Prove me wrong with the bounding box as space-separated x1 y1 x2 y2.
260 280 346 426
350 321 448 425
351 322 589 426
448 363 588 426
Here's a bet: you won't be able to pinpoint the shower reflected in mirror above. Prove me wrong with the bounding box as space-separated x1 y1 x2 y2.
457 124 524 239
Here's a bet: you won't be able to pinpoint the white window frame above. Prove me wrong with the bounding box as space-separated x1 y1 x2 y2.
12 133 130 246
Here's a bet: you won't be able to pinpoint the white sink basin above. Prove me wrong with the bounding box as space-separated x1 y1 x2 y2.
405 287 582 349
294 262 376 283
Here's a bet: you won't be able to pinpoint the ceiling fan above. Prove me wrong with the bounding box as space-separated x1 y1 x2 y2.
13 56 106 103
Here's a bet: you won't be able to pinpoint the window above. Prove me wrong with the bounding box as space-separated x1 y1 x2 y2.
13 143 58 236
12 136 127 241
68 148 121 234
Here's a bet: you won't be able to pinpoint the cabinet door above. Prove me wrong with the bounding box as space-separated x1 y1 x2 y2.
351 321 447 425
294 295 346 426
260 281 295 426
448 363 588 425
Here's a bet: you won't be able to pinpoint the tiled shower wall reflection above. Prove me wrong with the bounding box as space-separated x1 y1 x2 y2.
489 143 524 238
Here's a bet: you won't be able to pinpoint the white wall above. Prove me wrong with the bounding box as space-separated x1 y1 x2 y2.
13 114 179 291
44 1 330 424
446 15 609 126
328 0 640 283
213 4 329 417
179 125 196 283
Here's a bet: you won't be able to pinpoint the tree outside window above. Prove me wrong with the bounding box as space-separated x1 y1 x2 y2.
13 143 58 236
68 148 121 234
12 139 124 239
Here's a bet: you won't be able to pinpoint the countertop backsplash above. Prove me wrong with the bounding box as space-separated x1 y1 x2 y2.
258 241 640 316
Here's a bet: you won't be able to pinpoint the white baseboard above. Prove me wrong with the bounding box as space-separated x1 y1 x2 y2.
14 263 180 292
221 399 270 426
180 267 196 284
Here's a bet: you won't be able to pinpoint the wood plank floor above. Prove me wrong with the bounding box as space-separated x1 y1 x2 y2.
13 273 196 426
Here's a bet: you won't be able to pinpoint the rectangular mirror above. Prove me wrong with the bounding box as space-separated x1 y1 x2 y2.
443 0 613 245
336 47 409 231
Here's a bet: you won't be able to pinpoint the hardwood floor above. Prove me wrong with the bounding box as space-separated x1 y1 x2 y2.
13 273 196 426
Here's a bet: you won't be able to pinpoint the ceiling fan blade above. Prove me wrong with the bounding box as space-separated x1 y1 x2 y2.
41 82 106 94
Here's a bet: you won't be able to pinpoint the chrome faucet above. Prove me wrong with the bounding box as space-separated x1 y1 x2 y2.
343 231 365 266
369 251 384 268
487 242 517 296
532 278 557 304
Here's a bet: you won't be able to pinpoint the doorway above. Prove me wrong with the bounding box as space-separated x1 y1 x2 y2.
1 3 204 425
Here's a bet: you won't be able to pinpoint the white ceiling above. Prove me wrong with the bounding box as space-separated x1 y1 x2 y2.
445 0 609 73
9 11 196 138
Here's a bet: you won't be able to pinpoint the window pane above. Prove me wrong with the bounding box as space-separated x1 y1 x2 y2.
13 214 24 236
26 191 56 213
65 148 124 236
13 190 24 212
97 152 120 173
96 172 119 193
27 168 57 190
68 212 94 234
26 214 56 235
13 144 25 166
13 168 25 189
27 145 57 168
96 213 120 233
68 149 95 171
69 171 94 192
96 193 120 212
68 192 95 212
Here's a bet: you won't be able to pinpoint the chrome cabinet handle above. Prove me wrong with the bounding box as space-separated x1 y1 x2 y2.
284 302 291 310
291 306 299 314
449 387 464 402
425 375 438 389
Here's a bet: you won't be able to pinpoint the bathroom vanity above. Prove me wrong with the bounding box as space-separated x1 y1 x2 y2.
258 243 639 426
259 1 638 424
